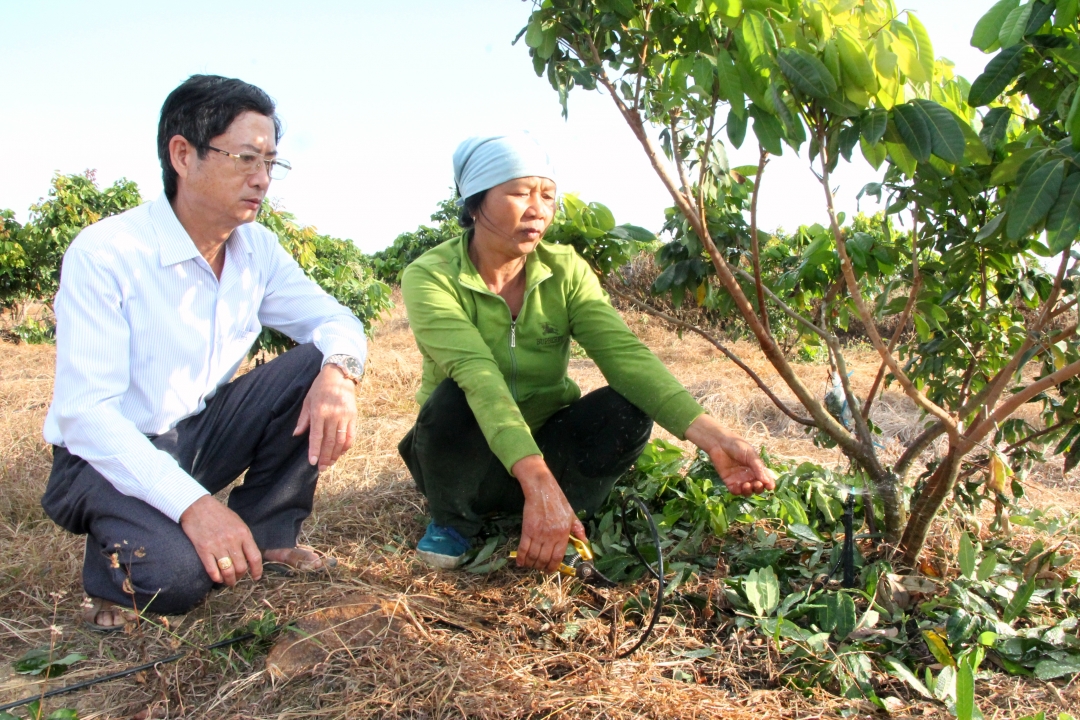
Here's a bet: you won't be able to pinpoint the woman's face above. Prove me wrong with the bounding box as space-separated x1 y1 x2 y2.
473 176 557 259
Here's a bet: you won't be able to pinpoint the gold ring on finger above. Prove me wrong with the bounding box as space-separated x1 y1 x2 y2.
217 556 233 571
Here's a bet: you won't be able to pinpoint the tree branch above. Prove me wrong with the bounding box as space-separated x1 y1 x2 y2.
969 247 1076 422
963 358 1080 452
863 215 923 419
578 34 866 458
603 281 815 426
1005 419 1072 454
894 421 946 480
750 147 771 335
815 128 958 437
669 112 698 218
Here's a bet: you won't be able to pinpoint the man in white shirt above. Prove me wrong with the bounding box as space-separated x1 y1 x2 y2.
41 75 367 629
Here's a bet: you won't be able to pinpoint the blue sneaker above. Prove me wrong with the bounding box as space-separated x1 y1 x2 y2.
416 522 472 569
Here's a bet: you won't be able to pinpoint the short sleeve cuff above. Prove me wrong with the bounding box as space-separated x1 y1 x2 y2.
143 467 210 523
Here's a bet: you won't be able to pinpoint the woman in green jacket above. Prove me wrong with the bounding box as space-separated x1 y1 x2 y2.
399 132 774 571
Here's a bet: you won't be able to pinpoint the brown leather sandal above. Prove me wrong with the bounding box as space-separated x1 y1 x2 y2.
81 597 138 632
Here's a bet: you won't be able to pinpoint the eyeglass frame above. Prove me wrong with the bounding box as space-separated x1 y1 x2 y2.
205 145 292 180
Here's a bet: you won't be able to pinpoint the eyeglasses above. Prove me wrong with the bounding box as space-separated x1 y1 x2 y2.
206 145 291 180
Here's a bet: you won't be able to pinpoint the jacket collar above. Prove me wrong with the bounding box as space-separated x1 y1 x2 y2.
456 233 553 296
151 193 254 268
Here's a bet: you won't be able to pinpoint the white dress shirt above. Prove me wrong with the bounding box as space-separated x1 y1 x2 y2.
43 194 367 523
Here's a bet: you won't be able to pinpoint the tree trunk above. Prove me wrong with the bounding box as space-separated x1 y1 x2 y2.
866 466 903 544
898 447 961 567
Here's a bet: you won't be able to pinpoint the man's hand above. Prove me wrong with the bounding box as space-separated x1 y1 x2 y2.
293 363 358 472
685 414 776 497
179 495 262 586
513 455 586 572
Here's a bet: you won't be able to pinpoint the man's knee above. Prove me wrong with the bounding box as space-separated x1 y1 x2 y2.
96 541 214 615
282 342 324 384
134 547 214 614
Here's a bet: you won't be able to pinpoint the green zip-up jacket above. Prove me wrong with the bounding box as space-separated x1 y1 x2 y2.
401 234 705 475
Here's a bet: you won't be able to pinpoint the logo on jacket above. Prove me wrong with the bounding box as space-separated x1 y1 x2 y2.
541 322 560 335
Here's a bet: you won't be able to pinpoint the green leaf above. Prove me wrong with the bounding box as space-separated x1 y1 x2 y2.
466 556 508 574
886 657 934 699
969 45 1026 106
923 629 956 666
837 29 876 92
727 106 748 148
47 711 80 720
739 11 776 70
745 566 780 616
887 141 919 176
910 99 966 164
972 0 1020 51
770 84 805 148
589 202 616 231
1026 0 1056 34
959 533 976 578
980 107 1012 150
893 104 932 162
862 107 888 145
907 13 936 83
956 658 976 720
991 146 1041 185
750 104 784 155
892 21 928 84
524 18 544 49
1007 159 1065 239
830 592 857 641
1034 655 1080 679
777 48 837 99
716 49 744 113
1004 576 1037 621
1046 172 1080 253
1058 0 1080 27
538 27 558 60
1000 3 1035 48
467 536 500 568
976 553 999 581
860 136 887 170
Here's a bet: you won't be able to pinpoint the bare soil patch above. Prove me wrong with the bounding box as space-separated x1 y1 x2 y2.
1 294 1077 718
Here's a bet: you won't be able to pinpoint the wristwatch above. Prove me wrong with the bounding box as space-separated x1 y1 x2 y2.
322 354 363 384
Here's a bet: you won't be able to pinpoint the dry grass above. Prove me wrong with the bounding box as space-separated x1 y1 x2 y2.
1 293 1078 719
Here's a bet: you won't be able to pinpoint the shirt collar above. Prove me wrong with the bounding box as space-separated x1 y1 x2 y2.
456 233 553 294
150 193 254 267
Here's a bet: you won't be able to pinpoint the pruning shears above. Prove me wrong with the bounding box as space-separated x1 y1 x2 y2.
511 535 616 588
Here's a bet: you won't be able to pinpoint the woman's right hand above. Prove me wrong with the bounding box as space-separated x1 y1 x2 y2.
513 455 587 572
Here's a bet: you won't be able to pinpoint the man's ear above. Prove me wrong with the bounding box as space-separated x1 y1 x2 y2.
168 135 196 181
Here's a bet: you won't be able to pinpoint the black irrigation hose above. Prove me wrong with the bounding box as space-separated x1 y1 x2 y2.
0 625 288 713
605 494 666 660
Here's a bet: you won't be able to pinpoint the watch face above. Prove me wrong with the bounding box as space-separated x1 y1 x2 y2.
326 354 362 381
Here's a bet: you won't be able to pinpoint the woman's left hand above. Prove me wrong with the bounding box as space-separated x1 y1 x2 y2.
684 414 776 497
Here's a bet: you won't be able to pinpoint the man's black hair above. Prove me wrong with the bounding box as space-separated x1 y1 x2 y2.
458 190 488 235
157 75 282 200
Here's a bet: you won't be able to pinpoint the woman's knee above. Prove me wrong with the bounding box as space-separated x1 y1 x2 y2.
415 379 481 445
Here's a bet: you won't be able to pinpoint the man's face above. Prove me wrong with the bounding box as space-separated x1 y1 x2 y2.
180 111 277 227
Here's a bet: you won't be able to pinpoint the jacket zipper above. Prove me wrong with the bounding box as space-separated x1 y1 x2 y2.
509 319 518 400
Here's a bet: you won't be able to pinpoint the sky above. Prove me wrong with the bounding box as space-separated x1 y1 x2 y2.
1 1 999 254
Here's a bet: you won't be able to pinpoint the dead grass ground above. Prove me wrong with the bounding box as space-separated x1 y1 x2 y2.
1 295 1078 719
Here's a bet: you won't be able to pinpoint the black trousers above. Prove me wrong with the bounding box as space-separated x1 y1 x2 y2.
41 343 324 614
398 379 653 538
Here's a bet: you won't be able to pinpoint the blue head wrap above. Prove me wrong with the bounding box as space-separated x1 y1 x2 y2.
452 132 557 205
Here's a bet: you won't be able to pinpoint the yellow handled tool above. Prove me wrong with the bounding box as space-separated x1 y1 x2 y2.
510 535 614 587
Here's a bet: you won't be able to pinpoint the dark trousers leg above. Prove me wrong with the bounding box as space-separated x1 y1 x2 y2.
41 344 324 614
398 380 652 538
